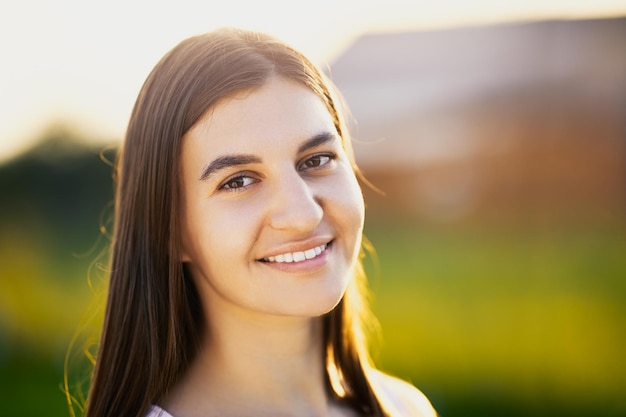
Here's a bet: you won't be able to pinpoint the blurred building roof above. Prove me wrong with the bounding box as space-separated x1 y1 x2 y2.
329 17 626 167
328 17 626 222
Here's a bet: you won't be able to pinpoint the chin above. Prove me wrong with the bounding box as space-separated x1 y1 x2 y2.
275 287 347 318
313 288 348 317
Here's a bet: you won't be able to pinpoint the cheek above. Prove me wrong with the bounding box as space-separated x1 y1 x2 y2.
325 169 365 232
183 199 262 267
352 178 366 225
343 170 366 221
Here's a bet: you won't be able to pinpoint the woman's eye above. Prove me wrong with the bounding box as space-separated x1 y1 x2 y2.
220 175 256 190
301 154 335 170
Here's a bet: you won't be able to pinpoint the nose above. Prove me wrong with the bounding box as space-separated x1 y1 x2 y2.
268 171 323 232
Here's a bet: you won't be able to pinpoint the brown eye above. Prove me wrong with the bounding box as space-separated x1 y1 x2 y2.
300 154 335 170
220 175 256 190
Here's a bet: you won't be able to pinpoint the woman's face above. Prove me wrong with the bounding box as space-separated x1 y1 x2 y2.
179 76 365 319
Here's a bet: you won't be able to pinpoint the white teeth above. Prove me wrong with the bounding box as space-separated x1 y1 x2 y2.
262 243 328 263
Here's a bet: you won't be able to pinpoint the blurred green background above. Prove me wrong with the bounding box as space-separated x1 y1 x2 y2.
0 126 113 417
1 123 624 417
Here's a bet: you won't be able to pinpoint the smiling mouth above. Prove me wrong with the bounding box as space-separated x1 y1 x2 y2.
260 241 331 263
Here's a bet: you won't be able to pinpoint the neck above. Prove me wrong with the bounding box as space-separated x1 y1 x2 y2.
165 302 338 417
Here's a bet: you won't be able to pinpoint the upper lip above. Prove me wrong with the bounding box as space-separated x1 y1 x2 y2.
256 236 333 260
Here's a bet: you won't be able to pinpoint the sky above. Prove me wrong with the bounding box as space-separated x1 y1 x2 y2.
1 0 625 163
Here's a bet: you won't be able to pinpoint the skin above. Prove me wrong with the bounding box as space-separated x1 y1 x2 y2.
167 76 365 417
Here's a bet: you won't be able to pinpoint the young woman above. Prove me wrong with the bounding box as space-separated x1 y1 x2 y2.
84 28 437 417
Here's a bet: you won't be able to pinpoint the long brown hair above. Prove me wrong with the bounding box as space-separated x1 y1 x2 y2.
85 28 385 417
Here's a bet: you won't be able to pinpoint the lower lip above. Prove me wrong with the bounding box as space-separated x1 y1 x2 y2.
258 242 332 273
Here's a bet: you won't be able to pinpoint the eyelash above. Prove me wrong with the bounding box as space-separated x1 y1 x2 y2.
217 152 337 192
298 152 337 170
219 174 258 191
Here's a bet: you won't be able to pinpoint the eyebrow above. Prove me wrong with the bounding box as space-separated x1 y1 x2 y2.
198 131 338 181
297 131 337 153
199 154 260 181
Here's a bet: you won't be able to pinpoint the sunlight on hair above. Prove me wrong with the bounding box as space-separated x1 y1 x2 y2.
326 350 348 398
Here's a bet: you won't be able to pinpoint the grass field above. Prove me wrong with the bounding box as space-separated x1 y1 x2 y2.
364 218 626 416
1 214 625 416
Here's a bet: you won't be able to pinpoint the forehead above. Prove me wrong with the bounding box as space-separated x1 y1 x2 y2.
184 76 336 155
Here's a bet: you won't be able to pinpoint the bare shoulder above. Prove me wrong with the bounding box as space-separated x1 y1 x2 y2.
368 370 438 417
145 404 175 417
